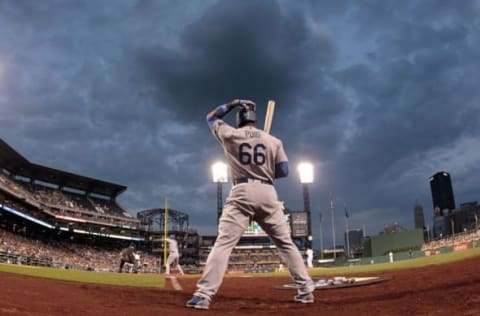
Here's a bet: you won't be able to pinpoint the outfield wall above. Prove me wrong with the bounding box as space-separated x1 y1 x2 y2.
355 237 480 266
362 229 425 258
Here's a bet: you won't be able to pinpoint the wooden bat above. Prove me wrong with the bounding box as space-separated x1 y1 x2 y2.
264 100 275 134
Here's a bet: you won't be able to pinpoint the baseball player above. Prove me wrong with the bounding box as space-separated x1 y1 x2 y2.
165 235 184 275
119 243 136 273
278 254 287 272
306 248 314 268
186 99 315 310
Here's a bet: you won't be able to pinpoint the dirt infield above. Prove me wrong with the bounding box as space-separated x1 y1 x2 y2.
1 255 479 316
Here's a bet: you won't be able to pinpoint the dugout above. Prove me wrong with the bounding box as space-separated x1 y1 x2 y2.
362 229 424 257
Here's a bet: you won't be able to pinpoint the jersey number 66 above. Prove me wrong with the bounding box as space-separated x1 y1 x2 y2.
239 143 266 166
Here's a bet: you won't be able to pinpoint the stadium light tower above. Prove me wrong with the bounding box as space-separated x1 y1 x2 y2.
298 162 314 249
211 161 228 224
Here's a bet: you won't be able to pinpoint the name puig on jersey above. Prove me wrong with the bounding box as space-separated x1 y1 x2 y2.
244 130 261 138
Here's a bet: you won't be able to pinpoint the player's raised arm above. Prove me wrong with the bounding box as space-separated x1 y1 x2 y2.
206 99 255 128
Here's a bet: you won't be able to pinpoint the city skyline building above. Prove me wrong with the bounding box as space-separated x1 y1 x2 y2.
429 171 456 216
414 201 425 230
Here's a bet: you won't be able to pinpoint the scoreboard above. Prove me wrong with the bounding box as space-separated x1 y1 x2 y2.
243 213 292 237
290 211 309 237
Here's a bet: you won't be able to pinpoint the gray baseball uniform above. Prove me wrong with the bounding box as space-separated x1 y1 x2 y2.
192 103 314 301
166 237 184 275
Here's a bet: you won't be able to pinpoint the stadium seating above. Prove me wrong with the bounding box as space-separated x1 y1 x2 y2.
0 226 159 272
199 243 281 272
421 229 480 250
0 173 139 228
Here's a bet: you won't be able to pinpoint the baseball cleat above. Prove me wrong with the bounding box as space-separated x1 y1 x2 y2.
294 292 314 304
186 295 210 310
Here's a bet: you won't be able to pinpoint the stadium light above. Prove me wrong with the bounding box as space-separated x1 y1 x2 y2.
211 161 228 224
298 162 314 184
212 161 228 183
297 162 314 249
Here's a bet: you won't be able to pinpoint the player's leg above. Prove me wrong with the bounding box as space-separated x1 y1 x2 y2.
125 262 133 273
176 255 185 275
119 258 125 273
192 201 250 300
307 255 313 268
166 254 174 274
255 188 314 297
259 212 315 298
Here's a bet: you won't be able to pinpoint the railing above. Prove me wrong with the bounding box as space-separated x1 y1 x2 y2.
0 250 53 267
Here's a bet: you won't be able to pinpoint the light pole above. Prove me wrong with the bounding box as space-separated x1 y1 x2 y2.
475 213 478 232
298 162 314 250
330 193 336 259
345 205 350 259
426 224 430 242
211 161 228 224
319 210 324 259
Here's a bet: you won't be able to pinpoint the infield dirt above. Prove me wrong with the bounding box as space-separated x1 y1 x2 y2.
0 254 479 316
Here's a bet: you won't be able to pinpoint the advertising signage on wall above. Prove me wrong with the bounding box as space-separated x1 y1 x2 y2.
291 211 308 237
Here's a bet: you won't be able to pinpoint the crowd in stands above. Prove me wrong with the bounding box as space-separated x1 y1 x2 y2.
0 227 160 272
32 185 92 214
1 169 203 275
0 172 139 228
421 229 480 250
0 173 36 202
89 196 134 218
199 246 281 271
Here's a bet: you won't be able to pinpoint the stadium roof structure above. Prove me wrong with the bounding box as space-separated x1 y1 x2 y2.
0 138 127 198
137 208 189 232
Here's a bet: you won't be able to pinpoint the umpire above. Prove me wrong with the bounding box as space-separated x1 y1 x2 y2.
119 243 136 273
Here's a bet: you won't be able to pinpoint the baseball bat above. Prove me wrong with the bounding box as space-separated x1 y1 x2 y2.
264 100 275 134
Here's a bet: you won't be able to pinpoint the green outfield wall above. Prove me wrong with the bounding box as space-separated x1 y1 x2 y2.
354 236 480 266
362 229 425 258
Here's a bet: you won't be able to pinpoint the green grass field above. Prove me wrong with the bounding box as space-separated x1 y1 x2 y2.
309 247 480 276
1 247 479 287
0 263 165 287
244 247 480 278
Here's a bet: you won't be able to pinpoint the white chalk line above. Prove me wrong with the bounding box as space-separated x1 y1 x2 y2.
166 276 183 291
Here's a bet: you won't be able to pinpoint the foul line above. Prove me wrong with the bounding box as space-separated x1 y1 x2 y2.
166 276 183 291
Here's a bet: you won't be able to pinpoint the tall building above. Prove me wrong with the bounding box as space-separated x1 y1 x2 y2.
413 201 425 230
449 201 479 234
429 171 455 215
433 201 479 238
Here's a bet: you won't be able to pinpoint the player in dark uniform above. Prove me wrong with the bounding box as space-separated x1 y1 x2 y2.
186 99 315 310
119 243 136 273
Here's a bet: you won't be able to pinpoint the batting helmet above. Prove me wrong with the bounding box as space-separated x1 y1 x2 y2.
236 102 257 127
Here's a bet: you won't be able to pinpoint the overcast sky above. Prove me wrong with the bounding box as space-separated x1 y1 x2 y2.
1 0 479 249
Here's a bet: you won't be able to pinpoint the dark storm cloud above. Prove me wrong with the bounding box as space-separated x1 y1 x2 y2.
136 0 336 123
334 3 480 170
0 0 210 211
316 0 480 235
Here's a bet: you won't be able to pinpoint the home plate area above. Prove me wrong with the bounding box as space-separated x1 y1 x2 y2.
275 276 390 290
